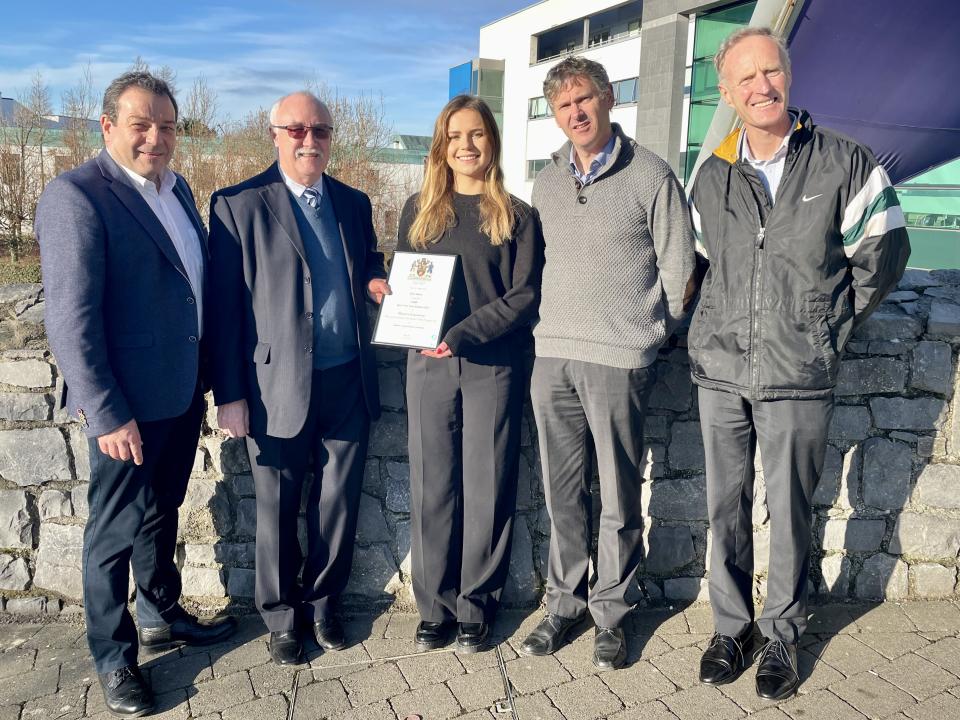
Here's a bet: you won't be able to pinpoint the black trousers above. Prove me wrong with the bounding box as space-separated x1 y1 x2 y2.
406 352 524 624
699 387 834 644
83 385 204 674
246 360 370 632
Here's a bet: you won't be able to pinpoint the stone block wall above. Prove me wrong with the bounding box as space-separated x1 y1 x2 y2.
0 268 958 618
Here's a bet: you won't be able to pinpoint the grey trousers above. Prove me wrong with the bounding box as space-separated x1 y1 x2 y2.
406 352 524 623
698 386 834 644
247 360 369 633
531 357 654 628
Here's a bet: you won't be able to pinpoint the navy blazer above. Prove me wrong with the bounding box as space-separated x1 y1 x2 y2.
207 163 386 438
35 149 208 437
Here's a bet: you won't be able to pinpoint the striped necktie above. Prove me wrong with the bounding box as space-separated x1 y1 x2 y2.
302 187 321 209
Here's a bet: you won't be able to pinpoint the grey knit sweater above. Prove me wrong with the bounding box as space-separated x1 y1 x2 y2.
532 124 696 369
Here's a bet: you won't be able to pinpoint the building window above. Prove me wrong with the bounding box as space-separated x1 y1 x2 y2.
897 156 960 270
612 77 638 106
587 2 643 49
528 96 552 120
527 159 550 181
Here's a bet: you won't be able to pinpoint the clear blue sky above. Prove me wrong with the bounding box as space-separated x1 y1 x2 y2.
0 0 530 135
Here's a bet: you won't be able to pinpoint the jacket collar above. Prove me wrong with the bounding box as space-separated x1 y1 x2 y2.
712 108 812 165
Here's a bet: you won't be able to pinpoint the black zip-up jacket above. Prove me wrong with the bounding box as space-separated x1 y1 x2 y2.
688 109 910 400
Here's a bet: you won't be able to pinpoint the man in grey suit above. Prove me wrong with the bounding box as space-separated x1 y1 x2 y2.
208 91 388 665
35 71 236 718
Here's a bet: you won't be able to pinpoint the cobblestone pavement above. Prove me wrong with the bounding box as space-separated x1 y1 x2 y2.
3 601 960 719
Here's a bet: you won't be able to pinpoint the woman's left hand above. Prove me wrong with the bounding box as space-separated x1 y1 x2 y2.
420 341 453 359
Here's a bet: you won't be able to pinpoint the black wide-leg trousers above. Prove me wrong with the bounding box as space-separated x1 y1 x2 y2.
406 352 524 624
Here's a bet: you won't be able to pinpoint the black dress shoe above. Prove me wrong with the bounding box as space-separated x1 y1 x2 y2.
700 626 754 685
313 616 347 650
415 620 455 651
98 665 154 718
519 613 585 656
755 639 800 700
592 626 627 670
455 622 489 654
139 609 238 651
269 630 303 665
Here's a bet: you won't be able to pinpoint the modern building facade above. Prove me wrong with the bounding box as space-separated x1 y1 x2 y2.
450 0 957 268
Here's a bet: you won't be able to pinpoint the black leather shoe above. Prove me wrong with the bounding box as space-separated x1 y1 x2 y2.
592 626 627 670
268 630 303 665
456 623 489 654
755 639 800 700
415 620 455 652
313 616 347 650
98 665 154 717
139 609 237 651
700 626 754 685
519 613 584 656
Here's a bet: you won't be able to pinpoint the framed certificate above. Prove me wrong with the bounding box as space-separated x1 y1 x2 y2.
372 251 458 350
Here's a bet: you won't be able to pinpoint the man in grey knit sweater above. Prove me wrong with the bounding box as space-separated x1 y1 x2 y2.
519 57 696 670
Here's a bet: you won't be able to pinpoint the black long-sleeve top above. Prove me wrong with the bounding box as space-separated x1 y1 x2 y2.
396 192 544 363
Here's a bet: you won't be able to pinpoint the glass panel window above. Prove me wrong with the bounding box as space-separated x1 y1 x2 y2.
528 97 552 119
526 159 550 181
897 156 960 269
612 77 638 106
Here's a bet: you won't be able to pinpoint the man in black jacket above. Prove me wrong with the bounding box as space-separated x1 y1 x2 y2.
688 28 909 700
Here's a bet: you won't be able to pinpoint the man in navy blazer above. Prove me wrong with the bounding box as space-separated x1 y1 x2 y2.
36 71 235 717
207 91 388 665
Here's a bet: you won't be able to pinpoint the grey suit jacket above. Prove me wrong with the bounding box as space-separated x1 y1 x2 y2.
207 163 386 438
35 150 208 437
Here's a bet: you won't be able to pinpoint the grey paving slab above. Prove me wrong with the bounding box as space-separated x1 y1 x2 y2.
599 658 676 705
395 650 465 689
808 635 887 675
503 654 572 694
247 660 299 697
454 644 516 673
210 638 271 677
512 691 566 720
382 613 420 640
683 606 715 635
0 661 58 704
551 631 604 679
659 633 711 650
606 701 679 720
661 685 745 720
0 623 42 650
916 636 960 678
649 645 704 689
21 684 87 720
389 683 462 720
87 688 190 719
830 672 917 719
328 700 395 720
148 651 213 694
900 601 960 631
0 647 34 679
779 689 868 720
794 647 846 694
340 662 407 707
291 679 350 720
806 606 859 634
221 693 287 720
901 690 960 720
455 710 496 720
360 637 412 660
741 710 791 720
446 666 504 711
851 632 929 660
876 652 957 701
186 670 256 717
849 604 917 632
23 624 85 650
545 675 624 720
0 705 19 720
716 664 782 714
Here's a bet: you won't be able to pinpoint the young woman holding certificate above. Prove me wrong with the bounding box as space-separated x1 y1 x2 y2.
396 95 543 653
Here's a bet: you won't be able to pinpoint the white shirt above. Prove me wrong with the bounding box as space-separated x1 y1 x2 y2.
279 166 324 201
115 157 205 335
738 113 796 203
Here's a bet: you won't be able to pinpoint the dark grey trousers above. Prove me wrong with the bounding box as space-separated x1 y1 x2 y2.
531 357 654 628
406 352 524 623
698 386 834 644
246 360 369 633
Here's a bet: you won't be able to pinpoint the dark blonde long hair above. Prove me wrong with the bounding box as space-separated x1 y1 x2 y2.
408 95 514 249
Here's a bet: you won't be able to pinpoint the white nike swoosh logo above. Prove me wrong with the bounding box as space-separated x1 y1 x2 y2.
802 194 823 202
